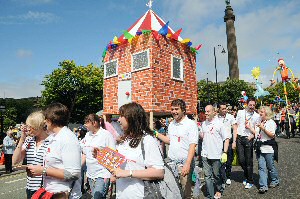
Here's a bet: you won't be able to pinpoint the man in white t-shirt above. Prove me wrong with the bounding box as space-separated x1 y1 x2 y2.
217 102 237 186
233 97 260 189
200 105 230 199
156 99 199 198
82 114 116 199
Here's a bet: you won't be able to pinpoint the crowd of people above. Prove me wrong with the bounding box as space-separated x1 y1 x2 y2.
0 98 299 199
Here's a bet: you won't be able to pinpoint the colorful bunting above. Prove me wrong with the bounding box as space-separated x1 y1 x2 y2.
123 30 134 40
195 44 202 50
181 38 191 44
152 30 160 40
158 21 169 36
103 24 198 56
142 30 152 35
171 28 182 40
113 36 120 44
118 36 127 44
190 47 198 54
102 49 107 57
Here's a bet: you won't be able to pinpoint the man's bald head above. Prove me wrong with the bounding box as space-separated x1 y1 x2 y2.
205 105 215 121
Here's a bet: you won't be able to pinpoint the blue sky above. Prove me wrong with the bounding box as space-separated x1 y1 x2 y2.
1 0 300 98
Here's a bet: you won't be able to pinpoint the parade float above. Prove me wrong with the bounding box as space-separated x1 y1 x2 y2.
102 1 200 124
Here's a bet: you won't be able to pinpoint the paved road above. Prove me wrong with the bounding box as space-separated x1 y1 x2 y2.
197 134 300 199
0 172 26 199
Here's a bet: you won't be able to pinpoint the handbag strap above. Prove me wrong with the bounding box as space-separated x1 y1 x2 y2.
141 136 165 168
141 137 147 169
68 180 76 199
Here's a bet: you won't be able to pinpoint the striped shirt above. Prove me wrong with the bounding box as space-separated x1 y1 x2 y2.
22 136 50 191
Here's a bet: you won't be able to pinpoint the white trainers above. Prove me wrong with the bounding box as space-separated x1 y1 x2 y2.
245 183 254 189
226 179 231 185
243 179 247 186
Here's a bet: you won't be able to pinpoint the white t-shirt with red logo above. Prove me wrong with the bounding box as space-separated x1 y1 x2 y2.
200 117 230 159
167 116 199 161
44 126 81 198
82 128 116 179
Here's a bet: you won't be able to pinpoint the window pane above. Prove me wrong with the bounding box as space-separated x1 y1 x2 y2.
133 51 149 71
105 60 117 77
173 57 181 79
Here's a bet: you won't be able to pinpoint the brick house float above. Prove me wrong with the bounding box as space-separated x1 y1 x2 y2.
102 8 198 126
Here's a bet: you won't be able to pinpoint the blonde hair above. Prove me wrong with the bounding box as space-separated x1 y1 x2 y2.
26 111 45 131
259 106 274 120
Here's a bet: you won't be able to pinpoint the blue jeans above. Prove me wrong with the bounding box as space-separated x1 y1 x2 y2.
202 157 223 199
88 177 110 199
258 153 279 189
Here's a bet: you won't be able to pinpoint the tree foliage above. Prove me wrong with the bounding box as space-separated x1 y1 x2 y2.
265 82 300 105
198 78 300 108
198 79 255 108
40 60 104 123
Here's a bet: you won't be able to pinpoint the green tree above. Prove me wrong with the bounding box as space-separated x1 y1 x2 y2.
3 107 17 130
40 60 104 123
265 82 300 105
219 79 255 107
198 79 255 108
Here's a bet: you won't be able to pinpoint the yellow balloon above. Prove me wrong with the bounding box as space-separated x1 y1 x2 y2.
251 67 261 79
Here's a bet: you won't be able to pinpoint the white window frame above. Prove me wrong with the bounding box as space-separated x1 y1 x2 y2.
171 55 184 81
131 49 150 72
104 59 118 79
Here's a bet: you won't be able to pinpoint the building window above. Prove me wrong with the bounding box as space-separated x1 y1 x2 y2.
171 56 183 81
104 59 118 78
132 49 150 72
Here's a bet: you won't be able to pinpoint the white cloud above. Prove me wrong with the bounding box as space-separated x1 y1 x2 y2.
11 0 54 5
160 0 300 88
16 49 33 58
0 79 43 99
0 11 59 24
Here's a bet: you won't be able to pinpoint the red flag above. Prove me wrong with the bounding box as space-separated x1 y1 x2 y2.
171 28 182 40
195 44 202 50
152 30 161 40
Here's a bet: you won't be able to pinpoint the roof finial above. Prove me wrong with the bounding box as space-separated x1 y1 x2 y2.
146 0 153 10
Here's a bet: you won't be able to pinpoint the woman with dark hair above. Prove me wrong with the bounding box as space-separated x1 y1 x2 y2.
113 102 164 198
82 114 115 199
27 103 82 199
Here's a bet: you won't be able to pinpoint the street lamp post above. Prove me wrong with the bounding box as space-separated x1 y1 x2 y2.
214 45 226 104
206 73 210 104
0 105 5 136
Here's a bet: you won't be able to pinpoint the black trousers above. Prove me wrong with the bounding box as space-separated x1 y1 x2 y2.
285 121 296 138
4 154 13 172
236 136 254 184
221 140 234 182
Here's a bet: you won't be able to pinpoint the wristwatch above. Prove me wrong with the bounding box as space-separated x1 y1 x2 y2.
42 167 48 176
129 170 133 178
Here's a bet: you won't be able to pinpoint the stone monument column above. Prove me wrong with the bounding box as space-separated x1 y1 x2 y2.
224 0 239 79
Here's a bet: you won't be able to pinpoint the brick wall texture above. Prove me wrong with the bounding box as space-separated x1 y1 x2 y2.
103 34 198 115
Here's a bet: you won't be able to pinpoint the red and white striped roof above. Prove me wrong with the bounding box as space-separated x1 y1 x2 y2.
120 9 183 41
